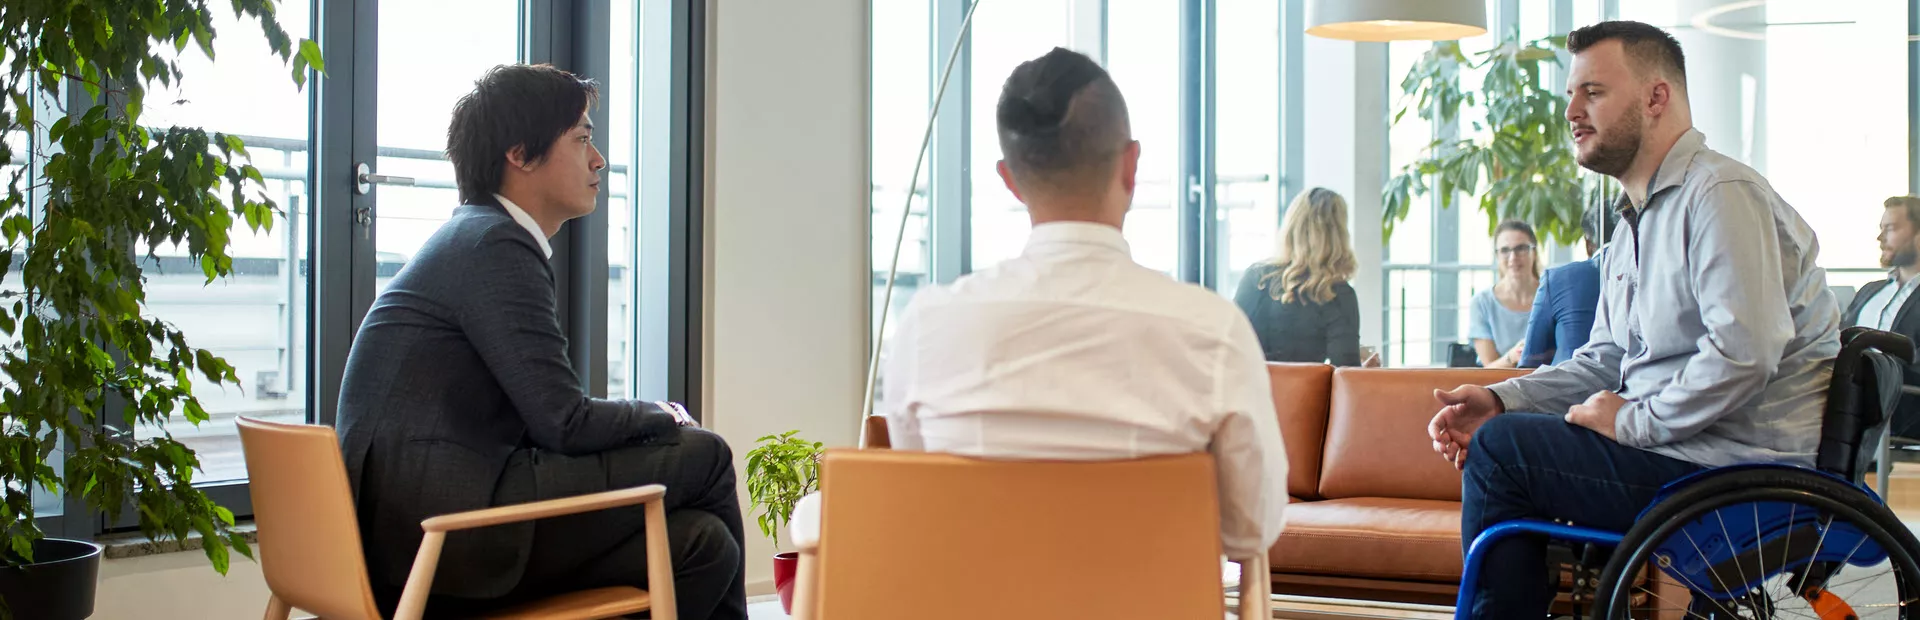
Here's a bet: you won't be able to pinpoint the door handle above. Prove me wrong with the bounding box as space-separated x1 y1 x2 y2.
355 162 416 195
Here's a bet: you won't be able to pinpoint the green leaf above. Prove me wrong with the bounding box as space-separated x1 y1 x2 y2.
290 53 308 89
193 23 217 60
298 39 326 75
228 534 254 561
203 536 230 575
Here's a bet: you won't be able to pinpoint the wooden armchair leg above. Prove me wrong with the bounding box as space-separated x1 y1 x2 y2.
1235 554 1270 619
263 594 292 620
790 549 820 620
644 500 679 620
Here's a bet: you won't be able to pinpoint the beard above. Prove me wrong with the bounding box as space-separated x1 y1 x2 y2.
1577 108 1644 177
1886 247 1919 269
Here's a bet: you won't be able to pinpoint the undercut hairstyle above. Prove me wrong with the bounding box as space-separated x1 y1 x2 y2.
447 64 599 207
1567 20 1688 91
995 47 1132 195
1889 196 1920 230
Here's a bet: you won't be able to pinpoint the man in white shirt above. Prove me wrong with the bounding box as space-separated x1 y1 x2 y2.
798 47 1287 562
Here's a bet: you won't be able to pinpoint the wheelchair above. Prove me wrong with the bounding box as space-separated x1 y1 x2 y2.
1456 327 1920 620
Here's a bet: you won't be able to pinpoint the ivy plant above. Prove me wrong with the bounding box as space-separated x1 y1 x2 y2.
0 0 322 594
1384 31 1615 246
745 430 824 549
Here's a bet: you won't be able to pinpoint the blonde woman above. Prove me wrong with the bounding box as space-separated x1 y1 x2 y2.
1233 187 1370 366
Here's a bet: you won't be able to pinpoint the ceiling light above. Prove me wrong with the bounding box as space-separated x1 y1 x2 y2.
1307 0 1489 42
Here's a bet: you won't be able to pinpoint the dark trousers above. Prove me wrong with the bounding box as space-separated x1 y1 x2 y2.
1461 413 1703 619
393 427 748 620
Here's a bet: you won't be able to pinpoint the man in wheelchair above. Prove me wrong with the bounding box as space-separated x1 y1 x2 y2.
1427 20 1847 619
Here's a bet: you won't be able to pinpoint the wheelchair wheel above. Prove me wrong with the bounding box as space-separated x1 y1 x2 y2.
1590 468 1920 619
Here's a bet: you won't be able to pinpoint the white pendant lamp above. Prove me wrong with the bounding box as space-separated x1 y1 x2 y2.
1306 0 1488 42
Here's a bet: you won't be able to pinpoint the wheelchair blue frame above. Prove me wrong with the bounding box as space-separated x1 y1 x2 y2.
1453 464 1890 619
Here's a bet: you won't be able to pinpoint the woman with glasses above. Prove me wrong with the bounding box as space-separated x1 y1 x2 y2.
1470 220 1541 368
1233 187 1376 366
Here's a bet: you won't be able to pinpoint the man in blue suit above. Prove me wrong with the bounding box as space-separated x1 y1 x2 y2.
1519 200 1619 368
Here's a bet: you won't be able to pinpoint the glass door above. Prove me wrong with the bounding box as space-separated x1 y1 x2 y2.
366 0 523 292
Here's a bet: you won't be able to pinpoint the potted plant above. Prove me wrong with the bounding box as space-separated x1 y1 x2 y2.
745 430 824 614
1383 30 1613 246
0 2 320 618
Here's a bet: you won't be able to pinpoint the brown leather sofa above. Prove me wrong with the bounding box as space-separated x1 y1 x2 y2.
1265 363 1528 606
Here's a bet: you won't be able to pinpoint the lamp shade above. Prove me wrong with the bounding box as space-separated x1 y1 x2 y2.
1307 0 1488 42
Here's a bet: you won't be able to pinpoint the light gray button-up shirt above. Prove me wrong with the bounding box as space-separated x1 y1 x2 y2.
1488 129 1841 467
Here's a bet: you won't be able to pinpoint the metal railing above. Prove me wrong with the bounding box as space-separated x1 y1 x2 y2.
1380 263 1892 367
123 134 642 434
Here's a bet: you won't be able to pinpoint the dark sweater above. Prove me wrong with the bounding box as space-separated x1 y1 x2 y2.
1232 262 1362 366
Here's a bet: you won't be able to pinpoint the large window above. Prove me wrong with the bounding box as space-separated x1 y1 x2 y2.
137 2 317 484
609 0 642 399
968 0 1074 270
1615 0 1910 293
1213 0 1282 295
1107 0 1181 275
870 0 932 343
868 0 1919 370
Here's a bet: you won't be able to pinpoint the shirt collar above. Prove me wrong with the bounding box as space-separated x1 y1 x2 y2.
1022 221 1131 259
1641 128 1709 205
494 194 553 259
1891 268 1920 289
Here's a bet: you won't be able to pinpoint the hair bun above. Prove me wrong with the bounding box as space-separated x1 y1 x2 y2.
998 93 1063 134
997 47 1107 135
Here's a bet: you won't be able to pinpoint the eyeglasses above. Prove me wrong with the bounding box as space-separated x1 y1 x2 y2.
1496 244 1537 256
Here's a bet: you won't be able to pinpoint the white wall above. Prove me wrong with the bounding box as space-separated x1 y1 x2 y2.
1302 36 1389 349
703 0 870 594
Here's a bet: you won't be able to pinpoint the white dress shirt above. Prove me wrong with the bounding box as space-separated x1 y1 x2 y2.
792 221 1288 560
494 194 553 259
1859 270 1920 332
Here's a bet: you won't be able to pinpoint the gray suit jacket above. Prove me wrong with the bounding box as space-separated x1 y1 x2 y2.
336 204 680 599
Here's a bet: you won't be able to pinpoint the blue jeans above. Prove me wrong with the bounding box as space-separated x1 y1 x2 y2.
1461 413 1704 619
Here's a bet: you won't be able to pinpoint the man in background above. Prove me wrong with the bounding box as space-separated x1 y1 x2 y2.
1520 199 1618 367
1841 195 1920 439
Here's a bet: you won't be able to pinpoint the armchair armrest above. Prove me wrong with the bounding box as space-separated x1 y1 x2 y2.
393 484 674 620
421 484 666 532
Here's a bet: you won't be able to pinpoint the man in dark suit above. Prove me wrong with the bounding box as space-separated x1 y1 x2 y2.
336 64 746 619
1841 195 1920 439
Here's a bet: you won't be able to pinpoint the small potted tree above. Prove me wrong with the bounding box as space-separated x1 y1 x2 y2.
0 2 319 618
745 430 823 614
1382 30 1605 246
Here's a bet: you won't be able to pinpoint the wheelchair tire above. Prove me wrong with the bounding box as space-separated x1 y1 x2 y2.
1591 468 1920 620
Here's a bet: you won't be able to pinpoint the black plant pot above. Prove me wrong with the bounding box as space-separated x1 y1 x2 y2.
0 538 103 620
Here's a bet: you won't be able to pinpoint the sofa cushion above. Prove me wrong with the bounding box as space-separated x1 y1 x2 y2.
1268 363 1332 500
1271 497 1463 583
1318 368 1529 502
